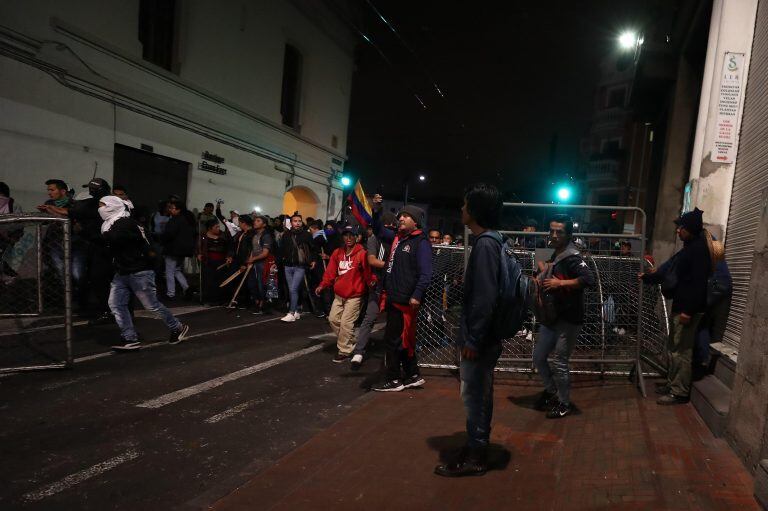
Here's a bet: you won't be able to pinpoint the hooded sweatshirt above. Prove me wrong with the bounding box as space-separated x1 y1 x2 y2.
539 241 595 325
319 243 373 299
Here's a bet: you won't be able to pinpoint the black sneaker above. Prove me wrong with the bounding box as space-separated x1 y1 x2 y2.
111 339 141 351
434 454 487 477
371 380 405 392
332 353 350 364
534 390 557 411
403 374 426 389
350 354 363 371
546 401 573 419
169 324 190 345
250 306 264 315
655 384 672 395
656 394 689 405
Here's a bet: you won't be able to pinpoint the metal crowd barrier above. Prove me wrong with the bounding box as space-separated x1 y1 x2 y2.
416 203 669 396
0 214 73 372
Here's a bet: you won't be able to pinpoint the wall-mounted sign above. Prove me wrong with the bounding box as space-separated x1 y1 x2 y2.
198 161 227 175
199 150 227 174
711 52 745 164
202 151 225 164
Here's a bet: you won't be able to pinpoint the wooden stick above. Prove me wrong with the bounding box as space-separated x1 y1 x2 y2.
227 264 252 308
219 267 243 287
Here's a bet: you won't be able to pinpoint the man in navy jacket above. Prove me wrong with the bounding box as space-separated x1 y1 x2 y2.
370 196 433 392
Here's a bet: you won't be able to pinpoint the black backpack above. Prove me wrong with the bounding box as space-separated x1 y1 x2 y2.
478 231 534 339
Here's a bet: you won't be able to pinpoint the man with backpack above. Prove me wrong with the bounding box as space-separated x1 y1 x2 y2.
435 183 517 477
532 214 595 418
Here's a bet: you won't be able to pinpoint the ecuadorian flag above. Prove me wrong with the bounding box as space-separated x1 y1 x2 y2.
347 180 373 228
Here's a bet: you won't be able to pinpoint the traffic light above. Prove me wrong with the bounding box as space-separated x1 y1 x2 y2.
340 175 352 188
554 183 573 203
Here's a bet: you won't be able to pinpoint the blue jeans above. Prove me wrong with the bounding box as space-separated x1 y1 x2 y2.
461 342 503 448
247 262 265 302
533 320 582 406
164 256 189 297
108 270 182 341
284 266 305 313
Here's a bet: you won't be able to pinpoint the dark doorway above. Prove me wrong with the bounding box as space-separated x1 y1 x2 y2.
113 144 190 214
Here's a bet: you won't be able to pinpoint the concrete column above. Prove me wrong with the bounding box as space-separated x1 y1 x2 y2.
688 0 758 240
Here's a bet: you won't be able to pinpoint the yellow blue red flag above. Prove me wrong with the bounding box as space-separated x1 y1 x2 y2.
347 180 373 228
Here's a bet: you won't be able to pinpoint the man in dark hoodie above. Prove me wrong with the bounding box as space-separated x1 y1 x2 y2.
640 207 711 405
99 196 189 350
434 183 504 478
533 214 595 418
161 200 195 300
370 194 433 392
279 212 315 322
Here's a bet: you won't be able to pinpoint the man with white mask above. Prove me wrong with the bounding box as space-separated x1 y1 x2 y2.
99 195 190 350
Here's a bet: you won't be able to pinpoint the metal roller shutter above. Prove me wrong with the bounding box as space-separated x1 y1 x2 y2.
723 0 768 349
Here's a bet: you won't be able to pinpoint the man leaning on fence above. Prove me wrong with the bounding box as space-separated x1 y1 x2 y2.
640 208 711 405
434 183 505 478
99 195 190 351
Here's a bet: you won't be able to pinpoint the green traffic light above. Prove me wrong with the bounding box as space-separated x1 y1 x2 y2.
557 187 571 201
340 175 352 188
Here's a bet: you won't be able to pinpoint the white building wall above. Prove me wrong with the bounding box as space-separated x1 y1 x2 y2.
0 0 352 219
687 0 759 238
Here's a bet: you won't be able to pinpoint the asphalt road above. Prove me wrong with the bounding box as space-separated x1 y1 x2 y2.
0 307 385 510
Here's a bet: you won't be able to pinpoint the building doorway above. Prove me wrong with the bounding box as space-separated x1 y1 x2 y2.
283 186 320 218
113 144 190 215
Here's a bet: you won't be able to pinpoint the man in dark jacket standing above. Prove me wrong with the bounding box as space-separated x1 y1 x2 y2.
641 208 711 405
279 213 315 322
435 183 504 478
533 214 595 418
162 200 195 300
99 196 189 350
370 195 433 392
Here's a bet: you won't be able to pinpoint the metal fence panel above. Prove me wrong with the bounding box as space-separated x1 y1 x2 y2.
416 204 669 394
0 214 73 372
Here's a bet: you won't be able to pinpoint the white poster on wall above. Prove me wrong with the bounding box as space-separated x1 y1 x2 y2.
711 52 745 164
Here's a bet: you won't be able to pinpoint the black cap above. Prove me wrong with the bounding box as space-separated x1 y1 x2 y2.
341 224 359 235
83 177 110 189
674 207 704 235
397 205 426 227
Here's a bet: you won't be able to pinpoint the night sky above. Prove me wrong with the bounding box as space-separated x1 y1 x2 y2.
346 0 657 205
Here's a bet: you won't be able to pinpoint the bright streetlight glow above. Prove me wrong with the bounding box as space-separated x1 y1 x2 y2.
619 31 637 49
340 175 352 187
253 205 262 212
418 174 426 181
557 186 571 201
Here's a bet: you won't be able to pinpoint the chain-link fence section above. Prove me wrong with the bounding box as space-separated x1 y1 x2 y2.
416 204 670 394
0 214 73 372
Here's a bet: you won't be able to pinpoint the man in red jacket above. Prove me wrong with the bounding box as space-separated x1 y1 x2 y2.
316 225 374 363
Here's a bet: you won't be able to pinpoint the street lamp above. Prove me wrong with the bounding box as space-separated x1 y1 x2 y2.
340 175 352 188
418 174 426 182
404 173 428 205
619 31 638 49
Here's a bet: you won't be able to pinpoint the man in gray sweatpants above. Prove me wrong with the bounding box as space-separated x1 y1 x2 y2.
350 212 395 370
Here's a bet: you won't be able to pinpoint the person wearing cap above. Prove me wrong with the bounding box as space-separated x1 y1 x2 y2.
215 202 240 237
316 225 374 362
350 211 397 370
68 177 115 323
370 194 433 392
640 207 711 405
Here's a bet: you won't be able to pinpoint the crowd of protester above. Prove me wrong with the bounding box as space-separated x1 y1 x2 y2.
0 178 732 477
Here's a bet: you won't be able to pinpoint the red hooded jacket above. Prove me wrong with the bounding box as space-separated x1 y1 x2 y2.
319 243 374 298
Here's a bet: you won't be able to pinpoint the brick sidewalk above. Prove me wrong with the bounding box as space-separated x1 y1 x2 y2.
212 376 758 511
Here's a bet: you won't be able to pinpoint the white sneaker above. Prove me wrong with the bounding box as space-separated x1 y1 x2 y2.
293 312 301 320
280 313 296 322
351 354 363 364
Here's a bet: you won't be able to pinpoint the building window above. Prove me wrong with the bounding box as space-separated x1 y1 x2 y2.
281 44 303 130
138 0 176 71
606 86 627 108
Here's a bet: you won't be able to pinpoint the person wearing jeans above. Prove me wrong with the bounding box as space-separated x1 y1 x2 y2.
533 214 595 419
533 320 582 408
435 183 504 478
279 213 314 322
161 200 195 299
99 195 189 350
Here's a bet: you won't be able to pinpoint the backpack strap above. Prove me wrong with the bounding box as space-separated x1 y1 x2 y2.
477 230 503 245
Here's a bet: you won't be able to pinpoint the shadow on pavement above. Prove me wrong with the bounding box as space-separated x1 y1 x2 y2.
426 432 512 471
